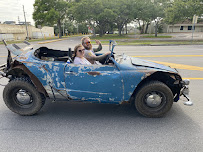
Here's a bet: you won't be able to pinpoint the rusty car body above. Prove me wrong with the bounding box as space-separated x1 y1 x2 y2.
0 40 193 117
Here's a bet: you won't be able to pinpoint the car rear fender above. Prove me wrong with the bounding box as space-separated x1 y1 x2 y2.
7 61 48 97
19 61 68 100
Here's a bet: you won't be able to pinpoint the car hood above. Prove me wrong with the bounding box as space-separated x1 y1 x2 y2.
6 43 33 56
131 57 177 73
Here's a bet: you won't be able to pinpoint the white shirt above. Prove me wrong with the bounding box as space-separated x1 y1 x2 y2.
84 49 102 65
73 57 91 65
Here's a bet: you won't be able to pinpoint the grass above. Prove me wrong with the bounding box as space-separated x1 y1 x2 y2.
90 34 173 40
91 40 203 46
141 35 172 38
90 34 130 40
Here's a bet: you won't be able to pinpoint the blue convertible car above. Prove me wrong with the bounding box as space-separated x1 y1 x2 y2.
0 40 193 117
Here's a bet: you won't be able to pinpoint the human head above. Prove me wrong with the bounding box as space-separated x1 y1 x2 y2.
74 44 85 58
81 36 92 50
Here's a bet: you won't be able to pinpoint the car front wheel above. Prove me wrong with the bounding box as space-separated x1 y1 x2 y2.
3 77 44 116
134 81 173 118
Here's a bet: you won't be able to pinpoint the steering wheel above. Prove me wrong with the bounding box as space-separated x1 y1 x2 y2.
104 54 112 64
104 40 117 64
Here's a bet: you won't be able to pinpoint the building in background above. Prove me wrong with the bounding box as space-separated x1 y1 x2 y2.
166 20 203 33
3 21 16 25
0 24 54 41
17 22 31 25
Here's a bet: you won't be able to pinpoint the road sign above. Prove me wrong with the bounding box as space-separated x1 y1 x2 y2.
192 15 198 24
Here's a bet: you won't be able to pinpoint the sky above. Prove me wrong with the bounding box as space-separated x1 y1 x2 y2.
0 0 35 25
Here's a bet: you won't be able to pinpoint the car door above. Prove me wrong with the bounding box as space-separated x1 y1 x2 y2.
64 64 123 103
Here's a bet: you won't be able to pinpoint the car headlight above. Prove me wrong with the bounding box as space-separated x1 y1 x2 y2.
181 79 190 85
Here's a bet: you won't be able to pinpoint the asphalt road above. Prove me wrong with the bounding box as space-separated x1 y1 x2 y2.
0 37 203 152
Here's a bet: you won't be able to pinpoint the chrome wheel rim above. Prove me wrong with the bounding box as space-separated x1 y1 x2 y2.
15 89 33 107
145 92 163 108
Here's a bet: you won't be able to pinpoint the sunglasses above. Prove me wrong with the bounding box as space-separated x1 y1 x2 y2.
78 49 85 53
85 41 91 45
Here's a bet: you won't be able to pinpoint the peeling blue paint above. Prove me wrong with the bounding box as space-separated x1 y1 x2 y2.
10 45 179 104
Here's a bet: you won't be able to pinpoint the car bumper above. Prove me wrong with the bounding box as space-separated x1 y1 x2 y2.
180 79 193 106
0 63 6 77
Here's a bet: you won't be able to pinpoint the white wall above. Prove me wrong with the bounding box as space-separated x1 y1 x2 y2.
0 34 14 41
167 25 203 33
0 24 54 40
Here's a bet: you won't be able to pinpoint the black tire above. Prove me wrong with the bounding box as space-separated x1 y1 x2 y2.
3 78 44 116
134 81 173 118
41 93 46 107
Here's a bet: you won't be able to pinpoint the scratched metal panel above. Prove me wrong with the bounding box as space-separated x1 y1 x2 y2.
16 50 66 99
22 61 55 96
131 57 177 72
14 49 179 103
17 50 64 88
40 61 65 89
65 64 123 103
120 71 146 101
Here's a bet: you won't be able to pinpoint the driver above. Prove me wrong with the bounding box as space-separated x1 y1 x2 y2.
81 37 110 65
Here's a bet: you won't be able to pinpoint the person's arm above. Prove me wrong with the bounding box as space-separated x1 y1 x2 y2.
93 40 102 52
85 52 110 63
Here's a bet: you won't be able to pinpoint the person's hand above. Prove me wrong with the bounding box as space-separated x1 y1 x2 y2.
95 40 101 45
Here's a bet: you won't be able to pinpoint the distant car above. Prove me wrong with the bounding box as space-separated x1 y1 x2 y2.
106 31 114 34
0 40 193 117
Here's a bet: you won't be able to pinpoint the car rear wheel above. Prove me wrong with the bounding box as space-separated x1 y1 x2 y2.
134 81 173 118
3 77 44 116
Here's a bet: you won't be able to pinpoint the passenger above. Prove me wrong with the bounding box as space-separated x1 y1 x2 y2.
73 44 91 65
81 37 111 65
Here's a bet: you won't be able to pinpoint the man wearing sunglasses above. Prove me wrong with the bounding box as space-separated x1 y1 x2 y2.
81 37 111 65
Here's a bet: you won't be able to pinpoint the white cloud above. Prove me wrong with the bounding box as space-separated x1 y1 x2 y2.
0 0 35 25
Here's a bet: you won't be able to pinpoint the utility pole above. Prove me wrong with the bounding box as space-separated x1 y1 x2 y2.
192 15 198 42
63 21 64 36
18 16 20 24
23 5 29 39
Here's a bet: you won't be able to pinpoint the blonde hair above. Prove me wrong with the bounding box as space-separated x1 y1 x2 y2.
81 36 90 45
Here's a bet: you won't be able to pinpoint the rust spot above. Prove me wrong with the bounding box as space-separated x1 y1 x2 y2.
121 101 129 104
42 65 49 72
21 61 34 64
87 71 101 76
19 56 28 60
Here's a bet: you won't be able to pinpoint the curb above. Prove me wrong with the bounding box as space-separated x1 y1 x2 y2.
38 38 69 44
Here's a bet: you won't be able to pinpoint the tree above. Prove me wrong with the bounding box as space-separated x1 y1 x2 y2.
185 0 203 18
33 0 70 38
132 0 153 34
72 0 116 37
111 0 134 36
96 7 116 36
78 23 88 34
164 0 203 32
71 0 99 36
165 0 188 29
150 1 165 37
133 0 165 36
